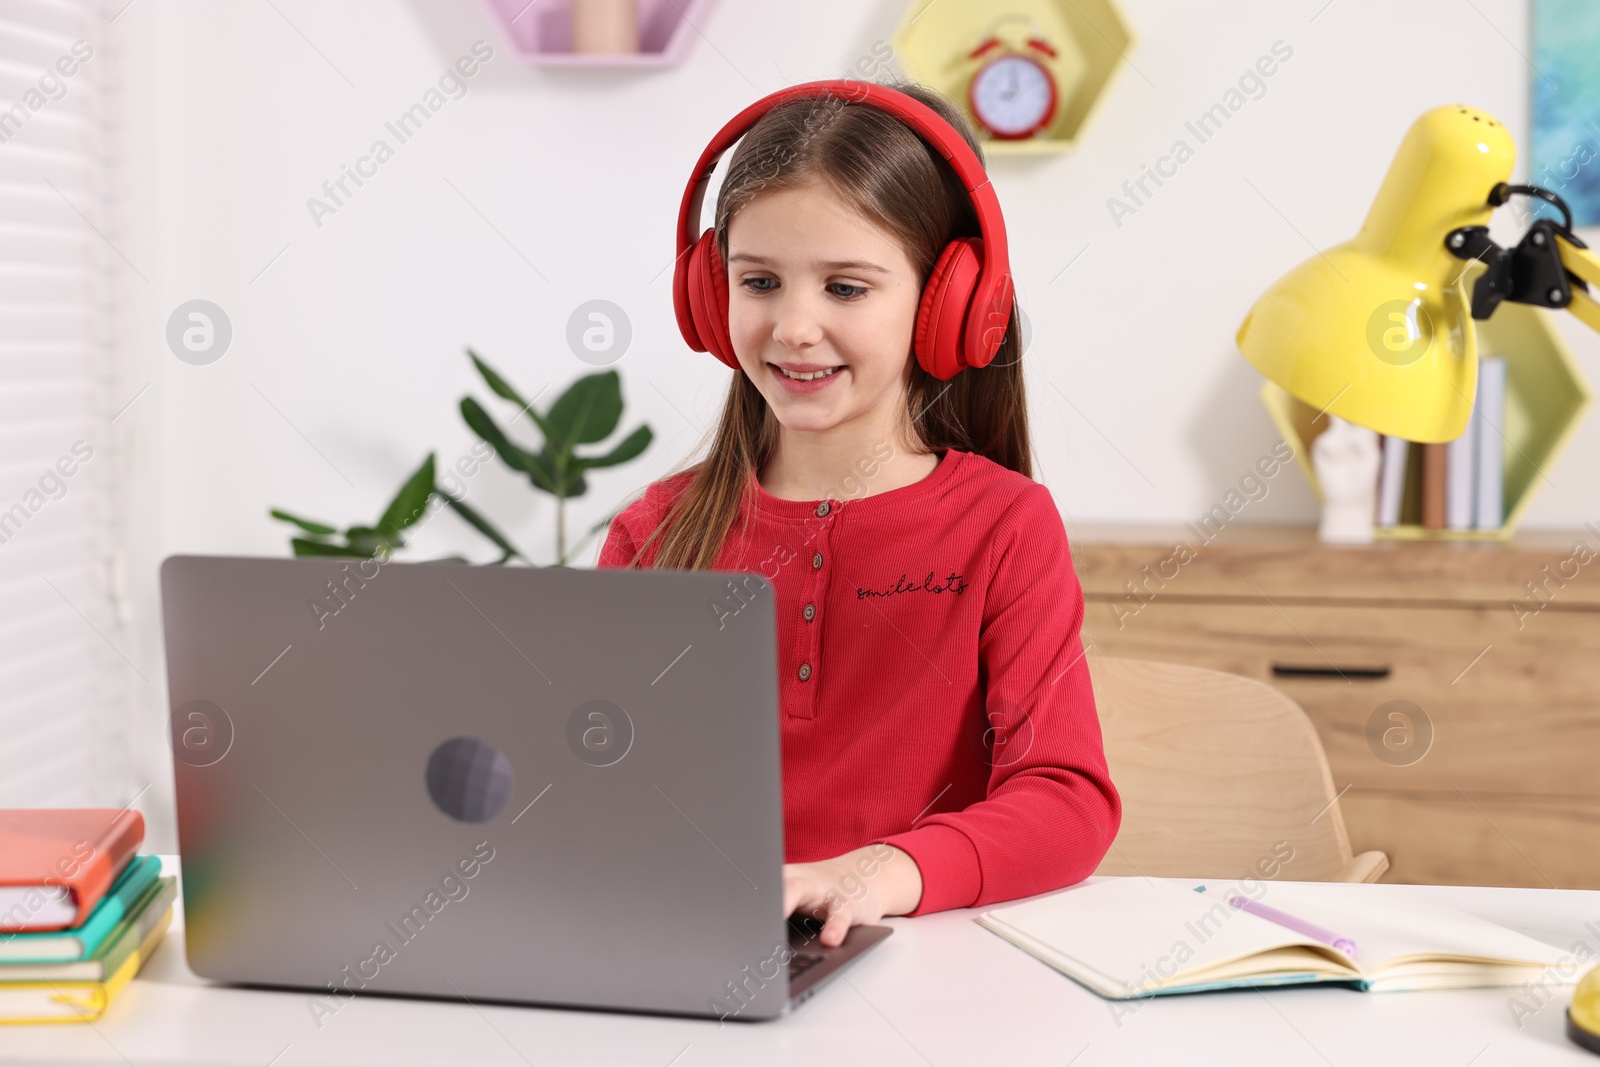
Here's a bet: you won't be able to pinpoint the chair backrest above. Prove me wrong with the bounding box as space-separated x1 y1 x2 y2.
1089 655 1385 883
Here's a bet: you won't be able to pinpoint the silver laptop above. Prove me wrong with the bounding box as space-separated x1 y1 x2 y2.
160 555 891 1021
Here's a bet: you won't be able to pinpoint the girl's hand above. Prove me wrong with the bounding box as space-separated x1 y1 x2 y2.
782 844 924 947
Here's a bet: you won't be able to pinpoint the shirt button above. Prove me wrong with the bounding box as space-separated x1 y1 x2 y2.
815 501 830 517
812 552 823 570
803 603 816 621
798 663 812 681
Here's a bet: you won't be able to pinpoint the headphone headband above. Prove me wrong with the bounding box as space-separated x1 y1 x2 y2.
673 80 1014 376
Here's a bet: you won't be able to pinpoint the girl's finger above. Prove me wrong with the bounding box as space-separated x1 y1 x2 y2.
820 905 852 948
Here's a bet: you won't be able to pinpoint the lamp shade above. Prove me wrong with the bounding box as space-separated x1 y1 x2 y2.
1237 106 1515 443
1572 963 1600 1054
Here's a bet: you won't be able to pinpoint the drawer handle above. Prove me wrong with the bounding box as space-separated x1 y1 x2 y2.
1271 664 1391 680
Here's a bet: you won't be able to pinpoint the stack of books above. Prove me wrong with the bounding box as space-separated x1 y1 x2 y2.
1376 355 1507 533
0 809 175 1024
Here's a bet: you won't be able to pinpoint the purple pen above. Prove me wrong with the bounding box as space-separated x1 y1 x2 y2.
1227 896 1358 957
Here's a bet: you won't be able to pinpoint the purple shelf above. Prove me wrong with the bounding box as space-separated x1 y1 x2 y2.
483 0 715 67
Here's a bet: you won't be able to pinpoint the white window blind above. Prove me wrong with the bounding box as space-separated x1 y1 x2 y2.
0 0 130 807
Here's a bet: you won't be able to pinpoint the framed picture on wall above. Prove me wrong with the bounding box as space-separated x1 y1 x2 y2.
1532 0 1600 225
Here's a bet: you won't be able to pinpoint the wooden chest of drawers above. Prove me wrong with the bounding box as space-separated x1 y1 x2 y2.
1071 525 1600 889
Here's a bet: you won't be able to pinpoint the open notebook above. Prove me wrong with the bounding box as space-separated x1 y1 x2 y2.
976 878 1576 998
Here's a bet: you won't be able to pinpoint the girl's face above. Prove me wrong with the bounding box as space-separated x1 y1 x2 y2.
725 180 923 439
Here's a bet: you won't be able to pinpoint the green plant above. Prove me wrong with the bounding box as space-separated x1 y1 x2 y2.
459 350 652 565
271 453 524 563
269 352 654 566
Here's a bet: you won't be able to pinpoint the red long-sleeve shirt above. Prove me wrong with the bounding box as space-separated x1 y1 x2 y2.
595 447 1120 916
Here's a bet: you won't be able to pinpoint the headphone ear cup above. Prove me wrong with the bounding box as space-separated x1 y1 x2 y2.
685 229 738 370
914 238 983 380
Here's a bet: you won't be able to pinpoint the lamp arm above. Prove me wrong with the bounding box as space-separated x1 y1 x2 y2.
1557 234 1600 335
1447 216 1592 323
1445 182 1597 325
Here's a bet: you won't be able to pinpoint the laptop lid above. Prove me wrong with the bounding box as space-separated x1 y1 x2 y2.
161 554 795 1020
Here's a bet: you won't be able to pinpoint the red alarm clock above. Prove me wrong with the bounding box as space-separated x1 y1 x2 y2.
967 22 1059 141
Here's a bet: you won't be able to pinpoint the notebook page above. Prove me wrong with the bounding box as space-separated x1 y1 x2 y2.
1248 882 1571 974
977 914 1130 997
979 878 1351 995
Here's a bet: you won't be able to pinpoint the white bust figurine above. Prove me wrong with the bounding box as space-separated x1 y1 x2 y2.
1311 415 1381 544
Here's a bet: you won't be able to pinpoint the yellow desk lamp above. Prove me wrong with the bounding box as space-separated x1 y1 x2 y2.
1237 104 1600 443
1241 104 1600 1054
1575 964 1600 1055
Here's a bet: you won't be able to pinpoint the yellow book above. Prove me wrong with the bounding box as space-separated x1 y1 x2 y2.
0 905 172 1024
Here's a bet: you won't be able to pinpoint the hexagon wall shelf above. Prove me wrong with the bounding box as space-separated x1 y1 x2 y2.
1262 301 1592 540
892 0 1133 154
483 0 715 67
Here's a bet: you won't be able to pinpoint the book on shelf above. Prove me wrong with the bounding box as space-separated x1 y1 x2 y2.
1376 434 1408 528
1421 443 1447 530
1399 436 1423 526
1446 393 1478 529
1366 355 1507 534
1474 356 1507 531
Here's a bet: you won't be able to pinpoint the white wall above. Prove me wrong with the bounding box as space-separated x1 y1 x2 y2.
110 0 1590 845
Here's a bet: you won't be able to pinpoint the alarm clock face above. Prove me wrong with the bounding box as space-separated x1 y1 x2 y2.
970 54 1056 139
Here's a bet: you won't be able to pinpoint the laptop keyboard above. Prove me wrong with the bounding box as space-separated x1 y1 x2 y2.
788 952 827 980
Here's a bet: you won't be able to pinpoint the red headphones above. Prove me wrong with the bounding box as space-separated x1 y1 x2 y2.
672 80 1015 381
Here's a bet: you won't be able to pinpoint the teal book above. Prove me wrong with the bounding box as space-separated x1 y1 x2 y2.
0 855 161 964
0 876 175 982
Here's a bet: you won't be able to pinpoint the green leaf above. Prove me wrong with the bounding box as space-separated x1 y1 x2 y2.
461 397 537 475
442 492 527 563
520 447 560 495
343 526 396 556
532 446 585 497
573 425 652 471
551 469 587 498
468 348 528 406
378 453 437 539
467 349 557 442
270 508 338 536
546 371 622 449
291 538 370 558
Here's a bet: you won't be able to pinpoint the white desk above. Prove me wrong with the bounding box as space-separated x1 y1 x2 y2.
7 862 1599 1066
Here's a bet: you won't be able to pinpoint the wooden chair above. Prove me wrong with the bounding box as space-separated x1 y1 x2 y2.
1089 655 1388 883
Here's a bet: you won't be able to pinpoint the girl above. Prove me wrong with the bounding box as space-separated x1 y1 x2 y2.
597 80 1120 947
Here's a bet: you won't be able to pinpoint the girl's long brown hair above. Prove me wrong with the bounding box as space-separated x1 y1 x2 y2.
619 81 1032 571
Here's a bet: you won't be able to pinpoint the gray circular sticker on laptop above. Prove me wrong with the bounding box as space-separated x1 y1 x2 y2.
426 736 514 823
567 699 633 767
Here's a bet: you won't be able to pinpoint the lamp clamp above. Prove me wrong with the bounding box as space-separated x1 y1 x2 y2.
1445 183 1591 321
